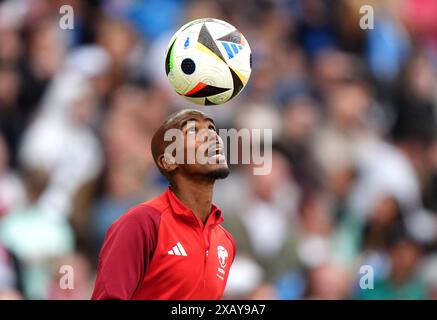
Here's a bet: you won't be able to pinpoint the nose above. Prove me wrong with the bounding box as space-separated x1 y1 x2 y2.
204 127 219 144
215 133 224 146
204 129 222 151
208 130 222 146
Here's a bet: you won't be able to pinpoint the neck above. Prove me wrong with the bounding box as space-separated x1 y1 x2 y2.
171 176 215 224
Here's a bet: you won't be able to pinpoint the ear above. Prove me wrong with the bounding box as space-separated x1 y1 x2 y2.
158 153 177 174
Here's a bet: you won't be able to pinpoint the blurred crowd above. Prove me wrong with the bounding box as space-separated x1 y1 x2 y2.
0 0 437 300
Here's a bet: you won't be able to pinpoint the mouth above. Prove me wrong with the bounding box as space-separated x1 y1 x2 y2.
208 144 223 156
206 143 226 164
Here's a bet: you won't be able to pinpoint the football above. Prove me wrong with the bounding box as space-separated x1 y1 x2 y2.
165 18 252 106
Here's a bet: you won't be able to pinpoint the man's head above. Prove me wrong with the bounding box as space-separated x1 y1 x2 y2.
151 109 229 185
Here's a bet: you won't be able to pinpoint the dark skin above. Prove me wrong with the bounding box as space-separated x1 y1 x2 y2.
151 109 229 223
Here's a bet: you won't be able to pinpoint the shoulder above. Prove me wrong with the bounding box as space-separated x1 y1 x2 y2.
218 225 236 246
108 191 172 235
217 224 236 257
109 203 162 235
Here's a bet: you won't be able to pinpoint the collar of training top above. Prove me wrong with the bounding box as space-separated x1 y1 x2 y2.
165 186 223 226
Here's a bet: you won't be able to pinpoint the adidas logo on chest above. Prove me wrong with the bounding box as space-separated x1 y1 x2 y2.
167 242 188 256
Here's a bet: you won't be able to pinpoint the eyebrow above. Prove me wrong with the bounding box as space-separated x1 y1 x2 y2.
179 117 216 130
205 117 215 126
180 118 198 130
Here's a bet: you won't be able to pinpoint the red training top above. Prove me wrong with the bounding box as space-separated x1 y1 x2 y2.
91 187 236 300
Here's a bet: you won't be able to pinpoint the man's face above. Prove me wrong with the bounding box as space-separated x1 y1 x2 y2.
167 112 229 179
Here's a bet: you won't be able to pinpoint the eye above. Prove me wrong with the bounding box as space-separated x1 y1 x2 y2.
187 125 196 134
209 125 217 133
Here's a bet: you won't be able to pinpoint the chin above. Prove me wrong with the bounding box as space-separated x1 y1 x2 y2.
206 165 230 180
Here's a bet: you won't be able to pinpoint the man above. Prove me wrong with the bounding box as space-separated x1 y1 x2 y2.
91 109 235 300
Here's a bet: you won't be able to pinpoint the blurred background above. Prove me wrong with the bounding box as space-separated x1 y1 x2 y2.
0 0 437 300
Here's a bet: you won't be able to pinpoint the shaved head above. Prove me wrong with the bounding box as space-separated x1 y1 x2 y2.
151 109 205 167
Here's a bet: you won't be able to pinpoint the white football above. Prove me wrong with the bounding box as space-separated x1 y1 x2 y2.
165 18 252 106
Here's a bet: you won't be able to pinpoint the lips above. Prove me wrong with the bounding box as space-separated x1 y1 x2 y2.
207 142 224 157
206 142 226 164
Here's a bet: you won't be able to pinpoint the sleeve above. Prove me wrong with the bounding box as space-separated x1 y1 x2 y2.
91 205 160 300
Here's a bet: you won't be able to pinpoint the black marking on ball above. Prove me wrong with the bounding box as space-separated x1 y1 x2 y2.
165 40 176 75
185 84 230 98
198 23 226 62
218 30 242 44
229 67 244 100
205 98 217 105
181 58 196 75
